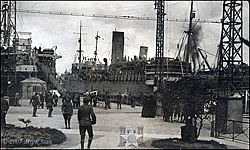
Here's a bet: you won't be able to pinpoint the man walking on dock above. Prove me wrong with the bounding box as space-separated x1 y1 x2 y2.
39 92 45 109
53 92 58 107
104 91 111 109
29 92 40 117
117 92 122 109
78 97 96 149
46 92 54 117
62 95 73 129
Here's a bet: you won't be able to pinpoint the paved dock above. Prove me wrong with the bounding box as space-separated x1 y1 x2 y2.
4 99 249 149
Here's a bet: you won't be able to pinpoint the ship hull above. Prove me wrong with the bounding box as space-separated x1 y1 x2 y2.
62 79 152 95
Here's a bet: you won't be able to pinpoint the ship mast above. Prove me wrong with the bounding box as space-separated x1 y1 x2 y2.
78 21 83 64
94 31 100 63
184 0 195 73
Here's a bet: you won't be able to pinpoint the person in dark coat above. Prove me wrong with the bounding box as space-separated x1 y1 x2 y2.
77 93 81 108
131 92 136 108
73 93 78 109
15 92 21 106
92 93 97 107
29 92 40 117
61 95 73 129
46 92 54 117
39 92 45 109
104 91 111 109
78 97 96 149
53 92 58 107
117 92 122 109
1 96 9 128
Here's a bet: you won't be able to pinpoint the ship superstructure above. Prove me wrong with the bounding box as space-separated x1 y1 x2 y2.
1 1 62 103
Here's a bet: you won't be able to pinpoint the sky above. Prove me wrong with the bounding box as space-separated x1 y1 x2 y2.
15 1 249 74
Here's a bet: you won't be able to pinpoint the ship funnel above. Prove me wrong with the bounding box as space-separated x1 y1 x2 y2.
111 31 124 64
139 46 148 60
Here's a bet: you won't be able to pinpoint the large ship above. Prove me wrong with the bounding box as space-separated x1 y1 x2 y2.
59 29 192 97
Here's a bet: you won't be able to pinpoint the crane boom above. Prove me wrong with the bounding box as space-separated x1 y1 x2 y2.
197 48 213 71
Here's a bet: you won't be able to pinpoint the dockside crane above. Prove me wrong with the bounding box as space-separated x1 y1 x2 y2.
197 48 213 72
1 0 18 95
154 0 165 116
216 0 246 135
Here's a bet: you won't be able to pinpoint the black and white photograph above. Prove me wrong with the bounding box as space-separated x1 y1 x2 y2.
1 0 249 149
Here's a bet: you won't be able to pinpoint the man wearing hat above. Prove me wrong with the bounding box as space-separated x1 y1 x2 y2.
46 92 54 117
61 94 73 129
78 97 96 149
1 95 9 128
29 92 40 117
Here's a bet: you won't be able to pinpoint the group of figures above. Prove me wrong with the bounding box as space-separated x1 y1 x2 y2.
1 91 97 149
29 91 59 117
91 90 138 110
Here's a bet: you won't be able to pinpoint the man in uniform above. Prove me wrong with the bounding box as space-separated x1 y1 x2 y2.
62 94 73 129
46 92 54 117
92 92 97 107
78 97 96 149
131 92 136 108
39 92 45 109
117 92 122 109
104 91 111 109
29 92 40 117
1 95 9 128
53 92 58 107
73 93 78 109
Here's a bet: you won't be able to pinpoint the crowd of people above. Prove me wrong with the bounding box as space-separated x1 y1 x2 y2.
1 89 147 149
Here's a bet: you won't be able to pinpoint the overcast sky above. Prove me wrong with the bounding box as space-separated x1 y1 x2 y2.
16 1 249 74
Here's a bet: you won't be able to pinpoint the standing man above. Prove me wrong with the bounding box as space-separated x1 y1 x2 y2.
39 92 45 109
131 93 135 108
77 93 81 108
104 91 111 109
46 92 54 117
117 92 122 109
1 96 9 128
73 93 78 109
15 92 21 106
128 91 132 105
53 92 58 107
92 92 97 107
29 92 40 117
78 97 96 149
61 95 73 129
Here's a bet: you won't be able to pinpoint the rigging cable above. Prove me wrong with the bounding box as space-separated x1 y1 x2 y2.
16 9 221 24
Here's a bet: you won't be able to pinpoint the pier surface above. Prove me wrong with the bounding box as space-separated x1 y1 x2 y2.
4 99 249 149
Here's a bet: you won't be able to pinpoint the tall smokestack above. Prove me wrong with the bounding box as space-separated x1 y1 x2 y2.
139 46 148 60
111 31 124 64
